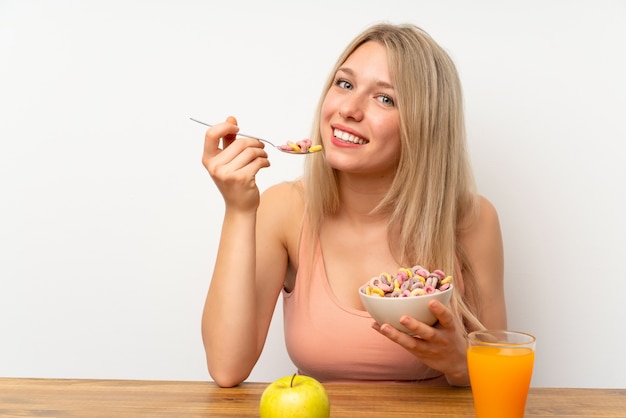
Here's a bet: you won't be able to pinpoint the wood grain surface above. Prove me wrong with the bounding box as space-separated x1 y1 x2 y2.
0 378 624 417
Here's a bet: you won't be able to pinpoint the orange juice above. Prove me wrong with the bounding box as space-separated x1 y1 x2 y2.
467 346 535 418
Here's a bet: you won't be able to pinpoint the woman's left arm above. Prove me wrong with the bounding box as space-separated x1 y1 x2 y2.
459 196 507 330
373 196 506 386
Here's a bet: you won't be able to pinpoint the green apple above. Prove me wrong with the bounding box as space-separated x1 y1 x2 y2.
259 373 330 418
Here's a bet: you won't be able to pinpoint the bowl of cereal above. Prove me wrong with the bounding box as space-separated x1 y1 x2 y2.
358 266 454 334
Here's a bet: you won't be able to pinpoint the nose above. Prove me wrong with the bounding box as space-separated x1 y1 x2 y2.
338 93 365 121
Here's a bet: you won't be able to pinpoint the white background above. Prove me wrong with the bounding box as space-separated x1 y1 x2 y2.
1 0 625 389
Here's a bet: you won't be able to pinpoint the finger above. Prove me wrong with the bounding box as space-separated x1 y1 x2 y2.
225 143 270 174
203 117 240 159
207 139 268 180
374 322 419 346
222 115 238 148
399 315 436 341
428 300 456 330
217 137 267 167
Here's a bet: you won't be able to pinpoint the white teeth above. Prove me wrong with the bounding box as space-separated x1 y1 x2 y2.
333 128 367 144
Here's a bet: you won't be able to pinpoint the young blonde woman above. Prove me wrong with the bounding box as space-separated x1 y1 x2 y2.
200 23 506 388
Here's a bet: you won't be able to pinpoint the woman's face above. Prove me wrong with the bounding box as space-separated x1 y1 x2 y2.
320 41 401 177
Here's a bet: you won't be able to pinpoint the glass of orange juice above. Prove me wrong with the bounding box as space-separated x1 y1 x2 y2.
467 330 536 418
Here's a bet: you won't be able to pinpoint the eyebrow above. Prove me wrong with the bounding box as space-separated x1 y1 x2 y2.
336 67 395 91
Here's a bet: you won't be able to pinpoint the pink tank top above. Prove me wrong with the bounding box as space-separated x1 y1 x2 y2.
282 224 462 384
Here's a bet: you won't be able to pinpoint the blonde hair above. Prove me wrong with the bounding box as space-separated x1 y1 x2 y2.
303 23 483 332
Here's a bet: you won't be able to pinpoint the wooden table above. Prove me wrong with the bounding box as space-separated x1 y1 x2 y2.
0 378 624 417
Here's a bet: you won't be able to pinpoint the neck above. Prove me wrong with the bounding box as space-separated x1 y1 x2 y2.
335 172 393 224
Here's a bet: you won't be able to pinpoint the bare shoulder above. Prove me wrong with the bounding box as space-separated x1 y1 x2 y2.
259 180 305 217
260 180 304 203
459 196 506 327
459 196 501 247
457 196 504 290
257 180 305 244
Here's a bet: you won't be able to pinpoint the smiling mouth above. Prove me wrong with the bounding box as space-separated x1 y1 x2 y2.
333 128 369 145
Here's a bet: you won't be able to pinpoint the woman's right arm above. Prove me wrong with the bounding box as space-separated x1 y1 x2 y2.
200 117 288 387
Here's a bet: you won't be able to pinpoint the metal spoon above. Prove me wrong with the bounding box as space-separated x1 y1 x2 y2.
189 117 322 154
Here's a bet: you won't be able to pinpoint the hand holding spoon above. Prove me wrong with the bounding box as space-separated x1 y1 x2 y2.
190 117 322 154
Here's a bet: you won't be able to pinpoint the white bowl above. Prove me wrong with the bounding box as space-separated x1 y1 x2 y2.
358 284 453 334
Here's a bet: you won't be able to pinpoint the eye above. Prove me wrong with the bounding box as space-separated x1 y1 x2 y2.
335 78 353 90
377 94 395 107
